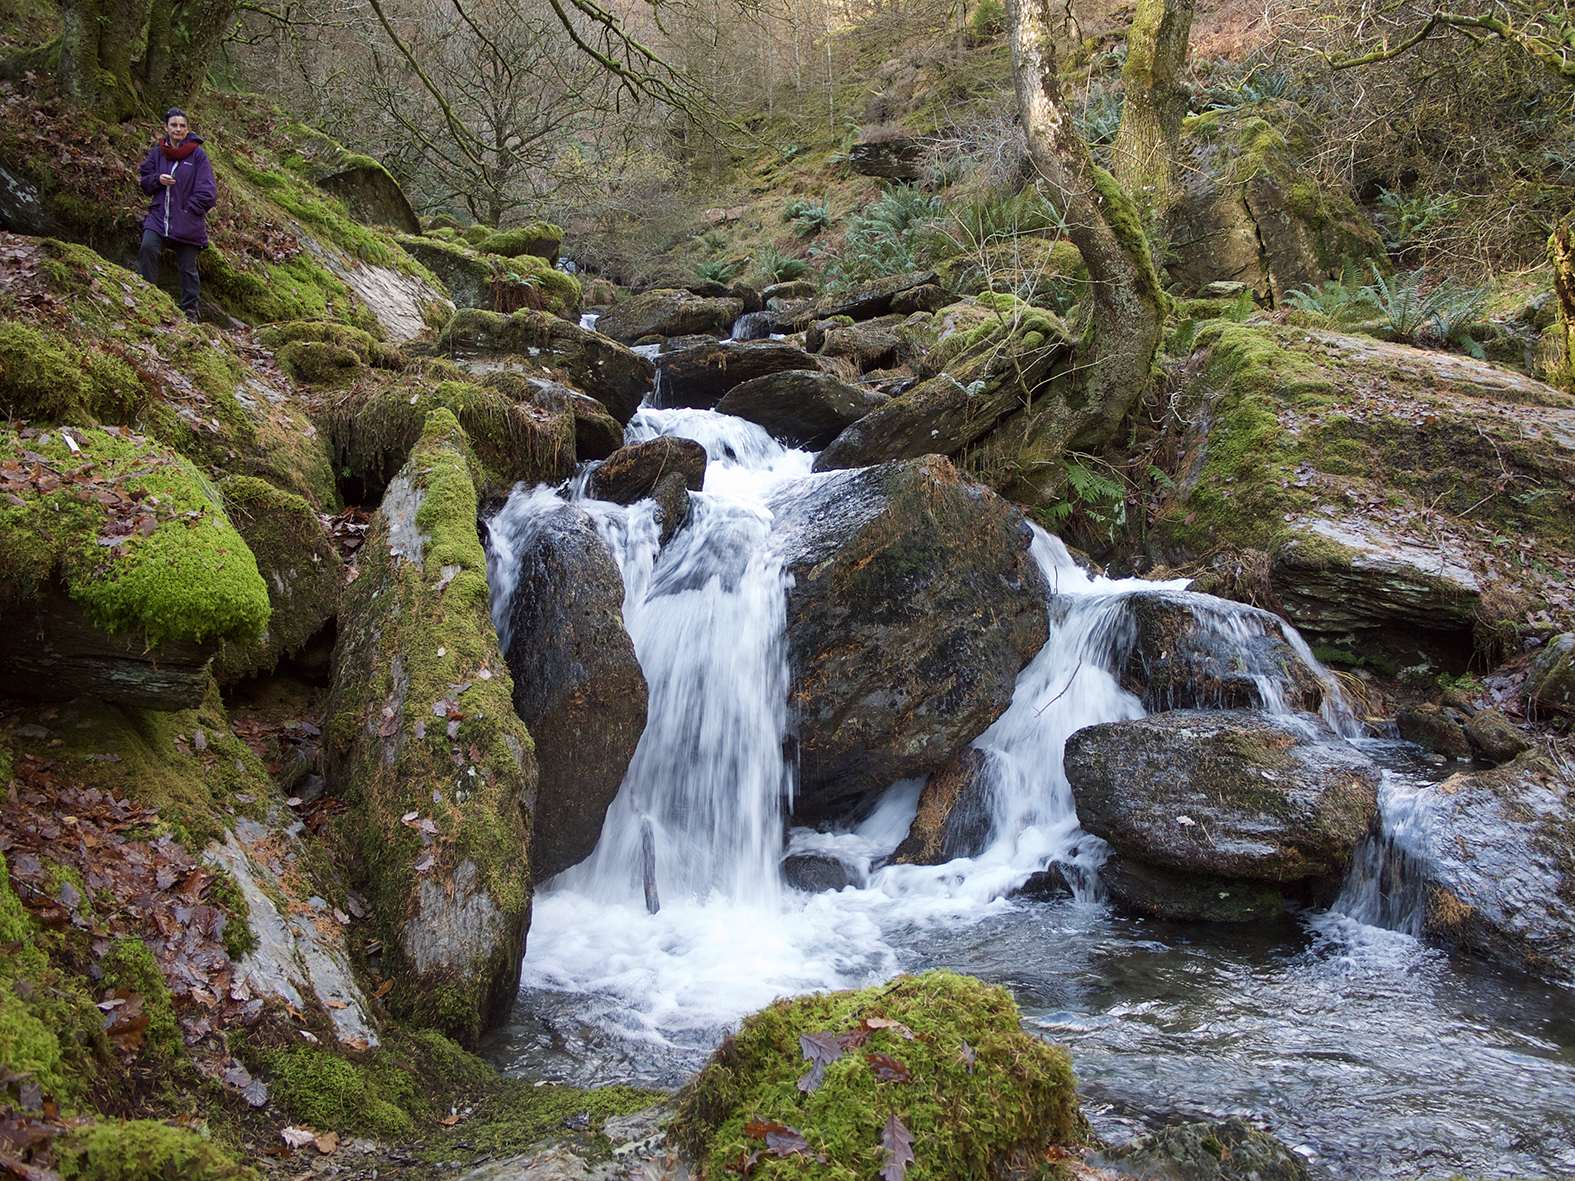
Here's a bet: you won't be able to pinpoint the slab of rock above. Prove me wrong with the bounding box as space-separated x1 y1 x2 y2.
1091 1116 1310 1181
655 339 821 409
769 456 1049 816
324 410 535 1047
588 437 707 504
494 498 647 881
1397 702 1474 760
1113 589 1327 714
595 289 743 343
715 369 886 449
1066 710 1379 897
818 322 901 372
1419 751 1575 984
770 271 942 332
849 137 925 179
440 309 654 424
1527 633 1575 712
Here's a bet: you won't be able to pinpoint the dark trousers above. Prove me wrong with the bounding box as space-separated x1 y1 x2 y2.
138 228 201 321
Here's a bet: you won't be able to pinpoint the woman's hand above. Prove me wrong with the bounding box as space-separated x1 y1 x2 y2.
159 173 175 186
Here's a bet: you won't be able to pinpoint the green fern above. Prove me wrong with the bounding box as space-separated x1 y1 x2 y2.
820 186 944 288
757 246 809 284
1283 276 1369 328
693 256 748 284
1358 264 1488 347
783 199 833 239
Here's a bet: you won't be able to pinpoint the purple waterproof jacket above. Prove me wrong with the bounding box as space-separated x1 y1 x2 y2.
139 134 217 248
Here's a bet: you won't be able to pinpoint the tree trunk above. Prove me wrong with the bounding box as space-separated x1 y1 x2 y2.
136 0 240 116
1109 0 1196 211
54 0 145 120
1552 213 1575 394
1007 0 1166 501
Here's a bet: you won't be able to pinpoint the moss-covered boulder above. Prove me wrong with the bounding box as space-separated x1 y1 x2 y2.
258 320 405 390
769 270 944 333
57 1119 262 1181
815 294 1072 474
0 426 270 708
398 235 581 318
669 970 1086 1179
1065 710 1380 920
1527 633 1575 712
594 288 743 343
479 223 564 263
215 476 344 683
281 123 421 234
715 370 887 450
325 409 536 1047
1167 109 1386 301
439 309 653 424
319 369 576 501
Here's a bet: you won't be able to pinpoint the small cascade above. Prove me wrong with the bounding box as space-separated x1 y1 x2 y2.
1332 770 1437 935
730 311 773 341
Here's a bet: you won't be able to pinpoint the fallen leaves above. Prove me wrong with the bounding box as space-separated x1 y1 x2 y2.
880 1114 915 1181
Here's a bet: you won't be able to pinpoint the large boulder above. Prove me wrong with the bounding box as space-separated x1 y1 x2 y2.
714 370 887 449
1418 751 1575 983
656 339 822 409
588 436 707 504
769 456 1049 816
1113 589 1327 714
1065 710 1380 920
324 410 536 1047
594 289 742 343
397 236 581 318
848 137 925 180
815 296 1071 472
439 309 654 424
493 498 647 882
0 426 270 710
770 270 943 332
1527 633 1575 713
283 124 421 234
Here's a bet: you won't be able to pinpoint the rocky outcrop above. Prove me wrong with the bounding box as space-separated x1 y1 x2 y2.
655 339 822 409
439 309 654 424
1528 633 1575 713
770 270 942 332
714 370 887 449
589 437 707 504
769 456 1049 817
818 322 902 373
494 500 648 882
848 137 925 180
1065 710 1380 920
324 410 535 1047
285 125 422 234
594 289 743 343
1418 752 1575 983
1113 590 1327 714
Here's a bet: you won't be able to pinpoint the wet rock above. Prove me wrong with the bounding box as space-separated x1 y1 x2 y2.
769 456 1049 815
650 470 692 546
206 816 380 1048
1065 710 1380 914
769 270 943 332
1420 751 1575 984
594 289 743 343
1099 854 1298 922
714 370 886 449
324 410 535 1047
439 309 653 425
1397 703 1474 760
1092 1116 1311 1181
1113 590 1326 714
1012 863 1071 900
559 386 625 461
497 500 648 882
655 339 821 409
1527 633 1575 712
589 437 708 504
781 851 866 892
1465 708 1531 763
818 322 901 373
891 747 995 865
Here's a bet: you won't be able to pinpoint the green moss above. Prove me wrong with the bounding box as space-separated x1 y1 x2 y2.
256 1047 415 1138
478 223 564 261
0 321 150 425
100 939 179 1058
57 1120 259 1181
0 427 269 646
671 970 1086 1180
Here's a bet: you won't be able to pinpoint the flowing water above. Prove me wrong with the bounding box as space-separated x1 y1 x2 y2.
483 404 1575 1180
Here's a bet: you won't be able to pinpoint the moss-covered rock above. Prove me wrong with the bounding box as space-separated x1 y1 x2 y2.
258 320 404 389
277 123 421 234
669 970 1087 1180
0 426 270 701
215 476 343 682
478 223 564 262
397 235 581 319
57 1120 260 1181
324 409 536 1048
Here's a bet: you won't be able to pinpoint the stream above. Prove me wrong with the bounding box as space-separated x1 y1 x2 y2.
481 400 1575 1180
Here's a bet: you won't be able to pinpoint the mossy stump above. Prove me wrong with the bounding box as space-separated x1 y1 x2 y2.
670 970 1086 1180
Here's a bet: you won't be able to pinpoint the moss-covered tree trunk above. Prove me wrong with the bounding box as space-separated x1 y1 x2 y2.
1007 0 1166 502
1552 213 1575 393
137 0 239 116
1109 0 1196 211
53 0 145 120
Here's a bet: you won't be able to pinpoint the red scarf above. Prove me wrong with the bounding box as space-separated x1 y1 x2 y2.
160 138 198 161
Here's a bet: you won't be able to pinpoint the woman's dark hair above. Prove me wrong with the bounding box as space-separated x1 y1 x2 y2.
164 107 187 121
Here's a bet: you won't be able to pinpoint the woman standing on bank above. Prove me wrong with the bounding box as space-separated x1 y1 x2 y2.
138 107 216 323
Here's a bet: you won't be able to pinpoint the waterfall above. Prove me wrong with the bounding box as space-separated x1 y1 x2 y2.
485 403 1373 1037
1331 767 1437 935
